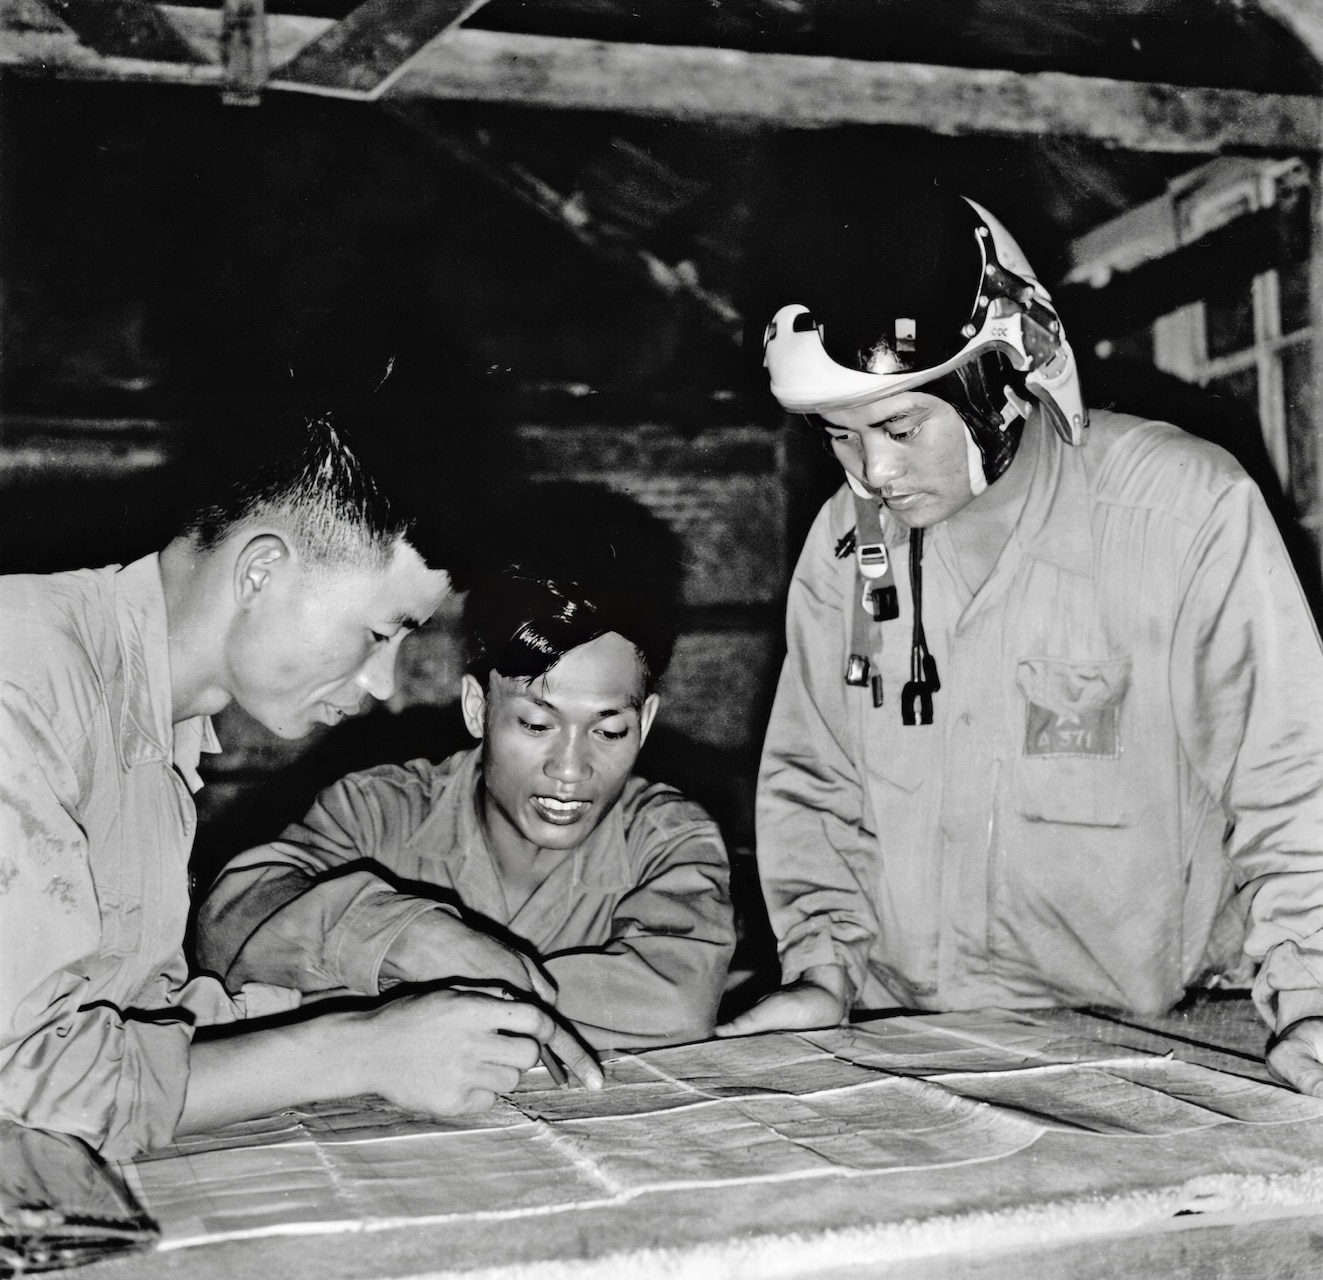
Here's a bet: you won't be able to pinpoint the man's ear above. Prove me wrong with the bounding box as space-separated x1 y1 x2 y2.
639 692 661 745
235 534 292 609
460 673 488 740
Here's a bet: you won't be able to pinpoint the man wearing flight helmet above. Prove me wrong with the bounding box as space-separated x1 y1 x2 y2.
717 185 1323 1095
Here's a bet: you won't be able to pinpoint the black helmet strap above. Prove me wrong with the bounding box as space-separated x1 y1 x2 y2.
842 493 940 723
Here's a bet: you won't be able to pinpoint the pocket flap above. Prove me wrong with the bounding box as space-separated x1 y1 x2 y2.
1015 658 1131 718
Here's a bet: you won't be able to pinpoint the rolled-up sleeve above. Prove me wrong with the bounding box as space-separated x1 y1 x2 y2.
756 497 881 1001
547 808 734 1050
0 684 188 1159
196 771 445 996
1169 479 1323 1034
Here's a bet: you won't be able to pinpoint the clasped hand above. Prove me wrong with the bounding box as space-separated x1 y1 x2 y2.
1267 1017 1323 1097
715 965 848 1038
376 907 602 1095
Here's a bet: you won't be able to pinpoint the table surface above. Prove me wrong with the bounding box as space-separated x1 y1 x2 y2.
60 998 1323 1280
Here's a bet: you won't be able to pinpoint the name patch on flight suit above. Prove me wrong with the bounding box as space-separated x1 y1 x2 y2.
1024 702 1119 758
1016 657 1130 760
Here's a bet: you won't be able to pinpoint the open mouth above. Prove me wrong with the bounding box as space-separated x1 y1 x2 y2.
883 492 922 511
530 795 591 826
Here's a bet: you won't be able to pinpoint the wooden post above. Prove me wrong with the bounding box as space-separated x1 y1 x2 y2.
220 0 268 106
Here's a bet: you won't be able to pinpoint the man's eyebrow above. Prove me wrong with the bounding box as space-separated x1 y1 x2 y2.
866 403 927 430
513 693 643 714
595 698 643 717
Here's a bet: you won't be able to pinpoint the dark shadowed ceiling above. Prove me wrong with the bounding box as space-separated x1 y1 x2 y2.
2 0 1320 430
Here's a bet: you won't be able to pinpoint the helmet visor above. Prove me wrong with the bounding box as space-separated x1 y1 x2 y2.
764 202 1063 415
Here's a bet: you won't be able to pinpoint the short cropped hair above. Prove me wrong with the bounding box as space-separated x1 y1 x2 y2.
180 415 410 571
464 569 675 697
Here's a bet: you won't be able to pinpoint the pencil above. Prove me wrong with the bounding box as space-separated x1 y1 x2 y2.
541 1049 569 1088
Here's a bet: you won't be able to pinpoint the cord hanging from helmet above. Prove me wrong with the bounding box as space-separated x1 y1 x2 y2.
841 495 939 723
844 488 899 706
901 529 941 726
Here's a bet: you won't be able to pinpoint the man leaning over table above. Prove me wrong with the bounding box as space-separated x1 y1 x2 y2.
715 183 1323 1096
196 555 735 1051
0 417 601 1161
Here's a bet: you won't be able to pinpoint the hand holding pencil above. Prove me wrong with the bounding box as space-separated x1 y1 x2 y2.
492 986 601 1092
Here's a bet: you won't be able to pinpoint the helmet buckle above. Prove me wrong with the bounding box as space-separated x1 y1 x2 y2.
865 583 899 621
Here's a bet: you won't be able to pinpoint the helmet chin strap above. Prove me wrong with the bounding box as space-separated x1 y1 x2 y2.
965 431 989 498
964 384 1032 498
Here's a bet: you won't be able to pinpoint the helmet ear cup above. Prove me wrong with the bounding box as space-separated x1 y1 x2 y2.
938 352 1026 489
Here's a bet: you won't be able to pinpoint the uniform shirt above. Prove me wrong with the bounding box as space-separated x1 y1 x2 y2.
197 746 735 1049
0 556 294 1159
758 410 1323 1034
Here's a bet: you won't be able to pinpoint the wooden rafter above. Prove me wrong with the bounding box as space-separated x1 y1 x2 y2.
36 0 201 64
279 0 491 99
380 32 1321 153
1 3 1319 154
389 106 743 342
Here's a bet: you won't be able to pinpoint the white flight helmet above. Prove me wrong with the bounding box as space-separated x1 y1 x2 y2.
762 196 1087 470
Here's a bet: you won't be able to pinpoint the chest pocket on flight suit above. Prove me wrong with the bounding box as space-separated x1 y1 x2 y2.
1013 657 1133 826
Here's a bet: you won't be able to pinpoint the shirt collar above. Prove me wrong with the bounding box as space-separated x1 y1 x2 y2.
872 408 1093 577
114 553 220 789
573 801 634 890
1007 409 1094 578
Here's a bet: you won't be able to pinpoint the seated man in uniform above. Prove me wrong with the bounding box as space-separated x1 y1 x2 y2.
0 417 600 1162
197 558 735 1050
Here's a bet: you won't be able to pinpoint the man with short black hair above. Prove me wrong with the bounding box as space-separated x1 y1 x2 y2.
0 418 600 1160
197 561 735 1050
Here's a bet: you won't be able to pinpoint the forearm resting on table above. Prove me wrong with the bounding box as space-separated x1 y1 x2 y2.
379 907 557 1005
179 986 602 1135
198 861 442 994
181 1013 355 1133
716 963 850 1036
548 945 729 1050
379 907 464 984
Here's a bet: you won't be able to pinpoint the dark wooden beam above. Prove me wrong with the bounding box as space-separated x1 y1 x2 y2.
37 0 201 63
381 30 1323 154
278 0 491 98
3 6 1320 154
